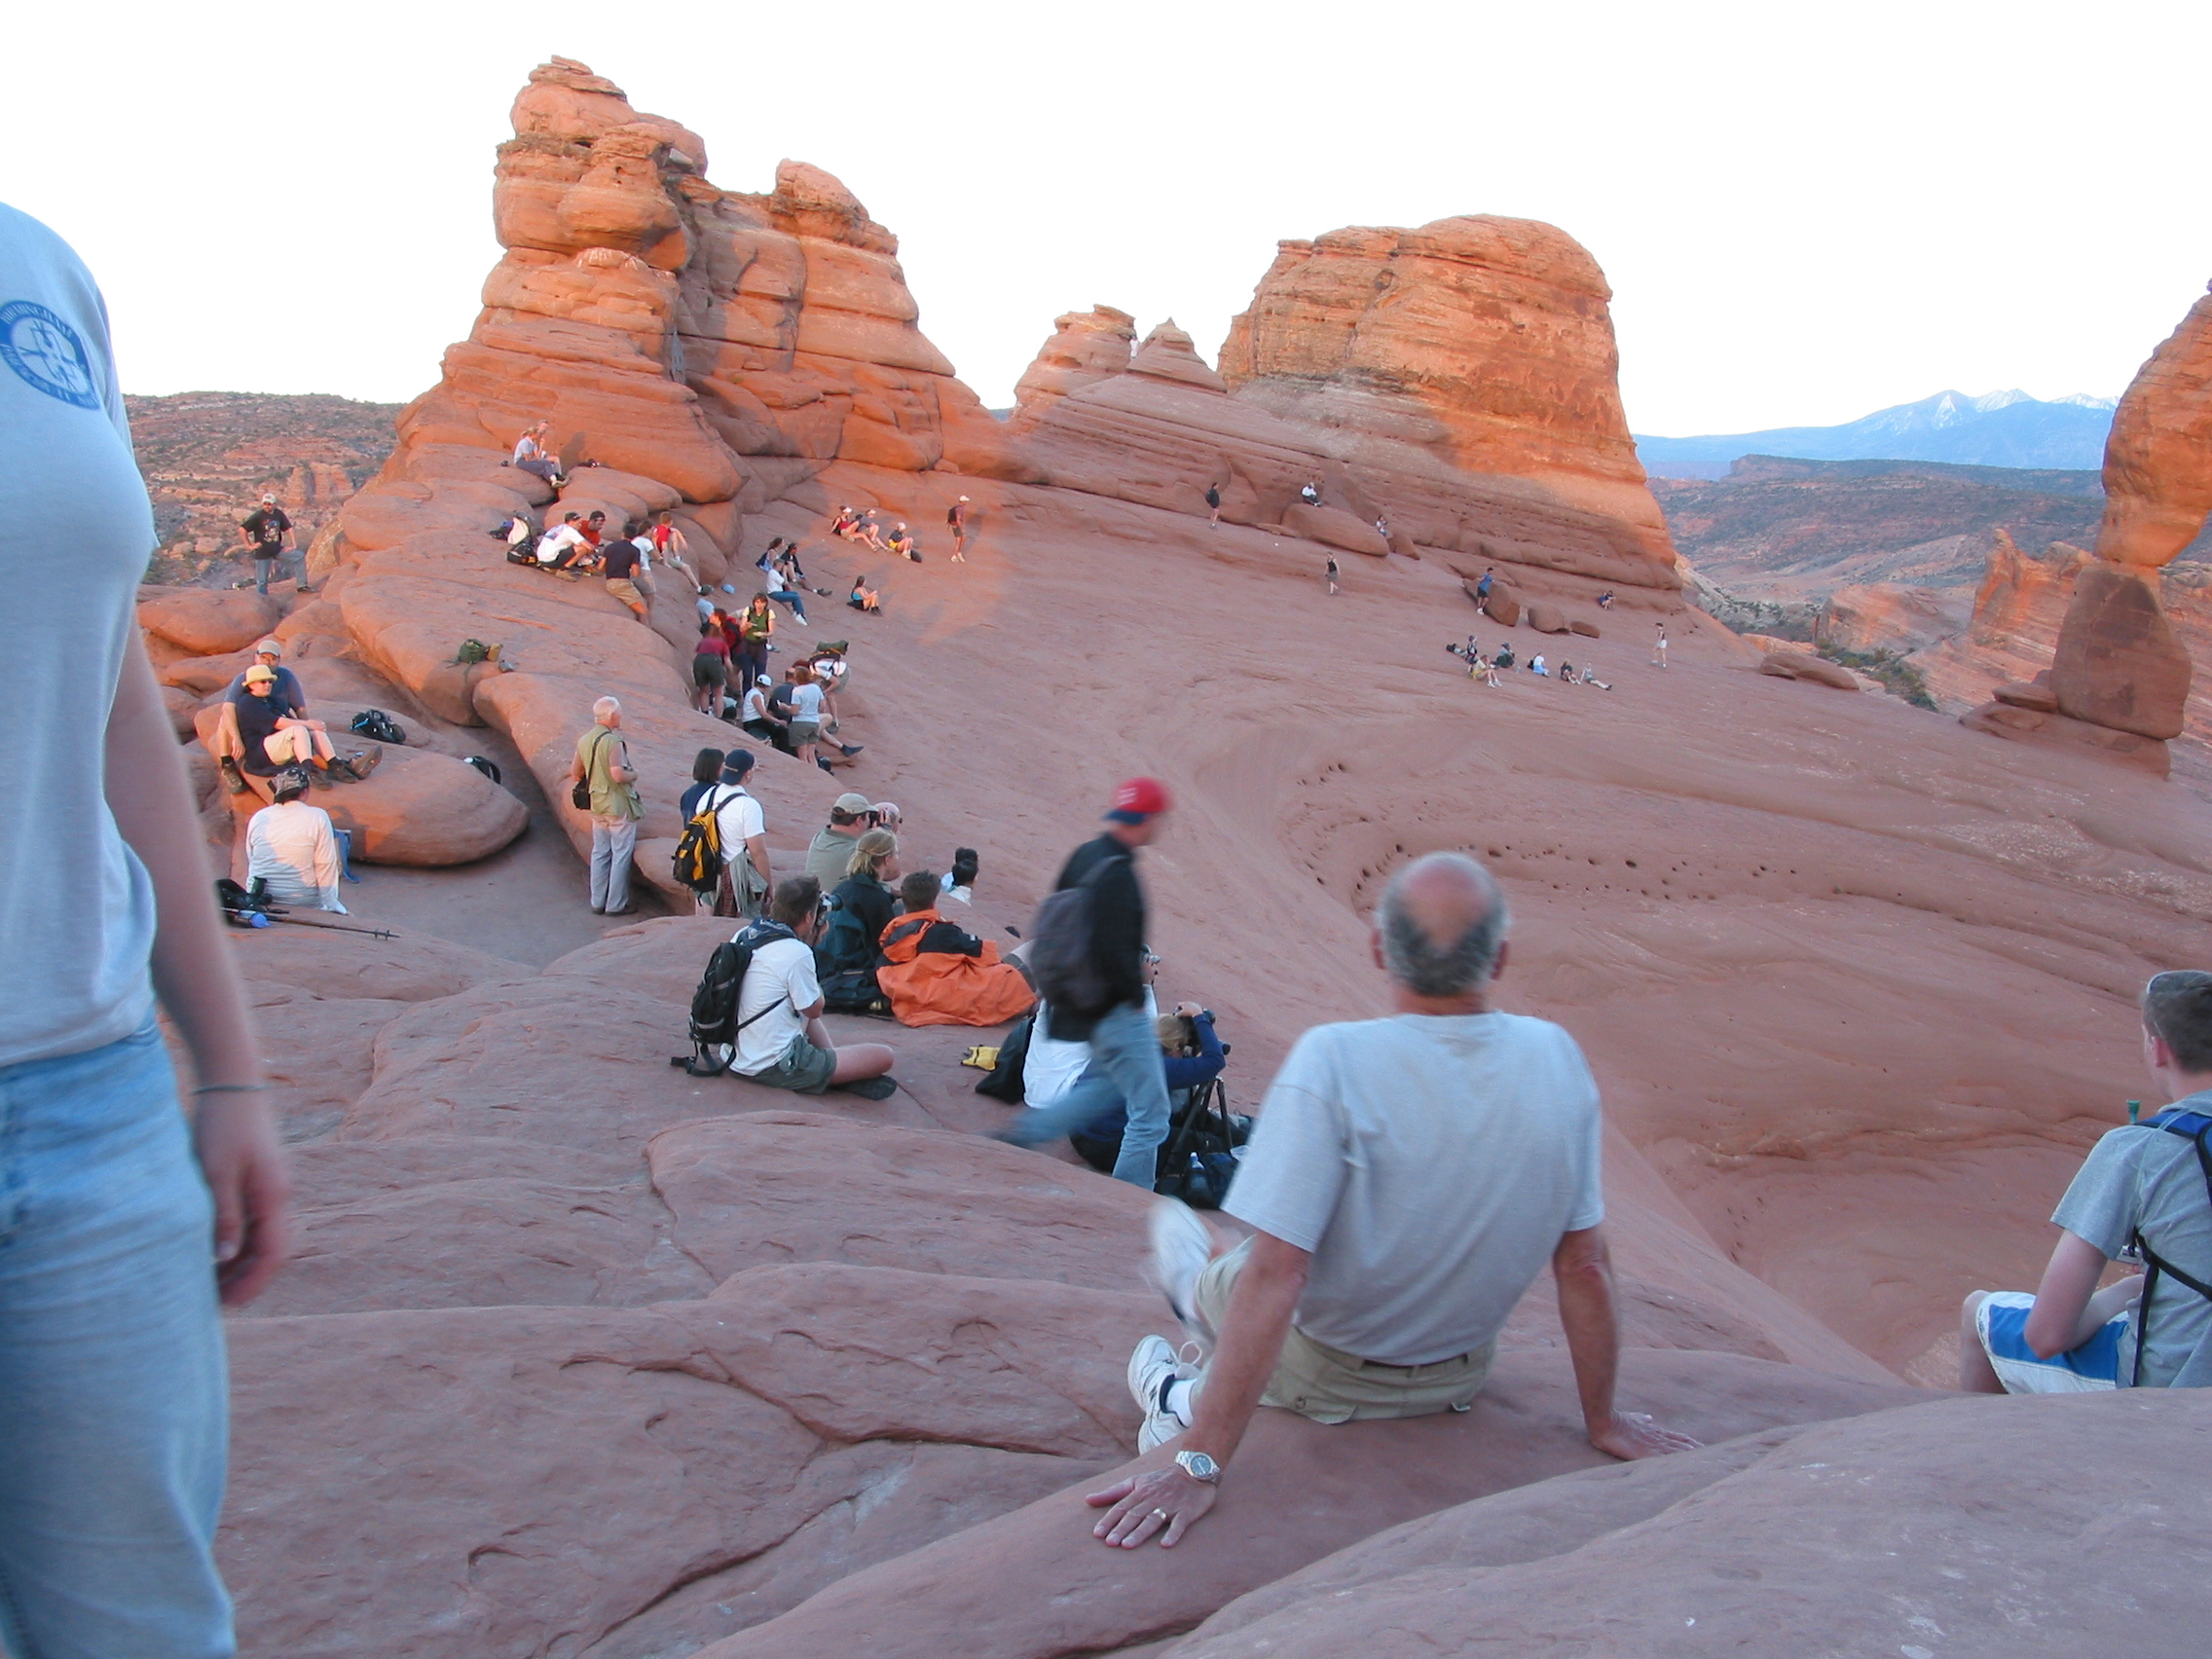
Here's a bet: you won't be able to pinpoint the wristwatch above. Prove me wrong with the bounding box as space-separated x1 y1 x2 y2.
1174 1449 1221 1484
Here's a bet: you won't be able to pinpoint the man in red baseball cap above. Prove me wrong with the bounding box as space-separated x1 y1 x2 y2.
1003 778 1175 1185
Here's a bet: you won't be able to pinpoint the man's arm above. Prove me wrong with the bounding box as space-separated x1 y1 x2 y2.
1088 1230 1309 1548
106 633 293 1306
2022 1232 2140 1358
746 831 770 888
1553 1225 1700 1460
610 739 637 786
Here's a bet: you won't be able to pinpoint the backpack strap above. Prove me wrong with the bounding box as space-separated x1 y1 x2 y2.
2128 1118 2212 1385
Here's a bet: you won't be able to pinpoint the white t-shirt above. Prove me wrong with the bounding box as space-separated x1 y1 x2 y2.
537 524 585 563
0 205 159 1065
742 686 771 721
789 682 827 722
731 934 820 1074
1027 989 1156 1110
632 534 654 569
1226 1012 1604 1366
705 786 763 866
245 799 345 912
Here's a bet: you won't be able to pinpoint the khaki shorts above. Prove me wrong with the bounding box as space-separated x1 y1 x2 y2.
605 577 645 608
741 1032 837 1094
787 719 822 745
1193 1236 1494 1424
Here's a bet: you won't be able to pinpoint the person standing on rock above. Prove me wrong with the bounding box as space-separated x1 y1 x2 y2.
701 749 770 919
1204 483 1222 529
569 696 642 915
1652 622 1668 669
1325 557 1340 597
948 496 971 562
1475 568 1494 616
1000 778 1177 1187
238 491 296 596
1088 853 1699 1550
735 594 775 691
0 201 293 1659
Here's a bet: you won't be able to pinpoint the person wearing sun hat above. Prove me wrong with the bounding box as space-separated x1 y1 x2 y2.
806 792 888 891
1001 777 1175 1186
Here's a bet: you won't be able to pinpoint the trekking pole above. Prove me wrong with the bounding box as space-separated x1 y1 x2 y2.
265 915 399 940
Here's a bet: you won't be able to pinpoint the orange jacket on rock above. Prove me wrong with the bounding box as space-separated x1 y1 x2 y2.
874 910 1037 1028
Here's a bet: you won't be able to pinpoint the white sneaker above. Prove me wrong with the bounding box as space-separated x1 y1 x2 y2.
1145 1198 1213 1332
1127 1335 1199 1453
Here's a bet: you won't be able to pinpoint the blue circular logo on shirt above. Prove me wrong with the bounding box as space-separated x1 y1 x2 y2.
0 300 100 410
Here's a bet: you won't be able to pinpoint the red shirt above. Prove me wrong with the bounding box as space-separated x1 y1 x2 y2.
694 633 730 660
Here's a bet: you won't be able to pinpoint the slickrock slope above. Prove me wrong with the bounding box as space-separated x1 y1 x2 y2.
191 55 2212 1659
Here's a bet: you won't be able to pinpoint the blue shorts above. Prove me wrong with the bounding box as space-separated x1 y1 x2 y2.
1975 1291 2127 1393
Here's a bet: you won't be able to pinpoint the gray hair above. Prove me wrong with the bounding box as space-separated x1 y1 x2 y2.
1379 853 1509 997
592 695 621 721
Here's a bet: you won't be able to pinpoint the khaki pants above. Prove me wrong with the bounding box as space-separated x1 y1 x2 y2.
1193 1236 1494 1425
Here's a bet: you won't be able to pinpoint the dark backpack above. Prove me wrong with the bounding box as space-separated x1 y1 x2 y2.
2130 1109 2212 1385
1028 851 1125 1017
350 709 406 746
1070 1077 1249 1206
669 922 795 1077
973 1011 1034 1103
812 893 874 978
461 755 502 784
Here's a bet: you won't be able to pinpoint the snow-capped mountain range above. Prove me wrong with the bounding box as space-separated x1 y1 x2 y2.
1635 390 2120 479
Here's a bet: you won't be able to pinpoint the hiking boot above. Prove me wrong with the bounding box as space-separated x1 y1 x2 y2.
1127 1335 1200 1454
1146 1198 1214 1334
218 756 248 795
347 745 383 780
323 757 357 783
838 743 864 757
830 1075 898 1100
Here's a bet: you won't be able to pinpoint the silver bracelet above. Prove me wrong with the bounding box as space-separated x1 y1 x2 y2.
192 1083 272 1095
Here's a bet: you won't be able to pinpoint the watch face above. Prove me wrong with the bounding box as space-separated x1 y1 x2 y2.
1177 1450 1219 1481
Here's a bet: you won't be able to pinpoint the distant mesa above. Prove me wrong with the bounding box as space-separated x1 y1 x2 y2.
1636 388 2120 479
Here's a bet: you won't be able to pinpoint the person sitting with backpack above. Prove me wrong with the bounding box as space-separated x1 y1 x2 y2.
875 871 1036 1029
849 575 880 613
721 876 898 1098
1069 1005 1231 1176
1961 969 2212 1394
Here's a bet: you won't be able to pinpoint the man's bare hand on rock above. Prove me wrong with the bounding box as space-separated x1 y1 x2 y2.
1591 1410 1701 1460
1087 1465 1218 1548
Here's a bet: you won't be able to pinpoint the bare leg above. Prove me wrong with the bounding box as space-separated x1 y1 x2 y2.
1956 1291 2004 1393
806 1017 894 1083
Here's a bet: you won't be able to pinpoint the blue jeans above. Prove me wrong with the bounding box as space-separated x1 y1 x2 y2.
767 588 809 623
1009 1003 1172 1187
0 1021 234 1659
250 552 299 595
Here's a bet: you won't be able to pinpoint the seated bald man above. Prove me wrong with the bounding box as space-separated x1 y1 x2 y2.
1088 851 1699 1549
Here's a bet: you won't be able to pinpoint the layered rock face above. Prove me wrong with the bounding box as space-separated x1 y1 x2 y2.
1014 219 1681 595
1967 284 2212 769
383 56 1025 526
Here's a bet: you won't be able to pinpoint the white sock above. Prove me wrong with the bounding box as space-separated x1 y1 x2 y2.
1163 1378 1197 1426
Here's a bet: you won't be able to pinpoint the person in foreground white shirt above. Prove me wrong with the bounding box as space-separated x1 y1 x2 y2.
244 767 346 912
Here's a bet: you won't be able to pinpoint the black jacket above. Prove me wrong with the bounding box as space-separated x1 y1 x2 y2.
1048 832 1146 1038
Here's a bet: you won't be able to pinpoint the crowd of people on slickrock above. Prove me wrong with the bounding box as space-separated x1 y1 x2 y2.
8 196 2212 1659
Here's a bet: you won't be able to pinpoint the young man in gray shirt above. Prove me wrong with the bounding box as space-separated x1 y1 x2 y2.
1087 852 1698 1549
1961 969 2212 1394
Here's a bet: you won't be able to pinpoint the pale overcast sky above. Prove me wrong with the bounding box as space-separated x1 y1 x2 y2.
15 0 2208 436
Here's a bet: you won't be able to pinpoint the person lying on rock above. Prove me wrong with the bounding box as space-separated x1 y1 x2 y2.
874 870 1037 1028
1960 970 2212 1396
244 766 346 912
1088 852 1701 1549
726 874 898 1098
